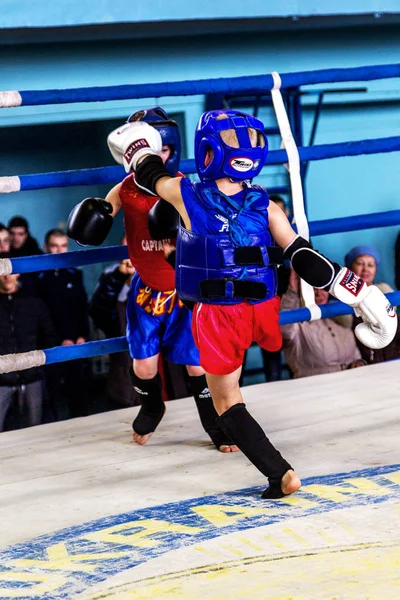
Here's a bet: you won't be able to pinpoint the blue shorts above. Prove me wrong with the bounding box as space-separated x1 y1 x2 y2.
126 273 200 365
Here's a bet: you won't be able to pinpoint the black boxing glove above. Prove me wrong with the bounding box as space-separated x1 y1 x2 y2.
148 199 180 241
67 198 113 246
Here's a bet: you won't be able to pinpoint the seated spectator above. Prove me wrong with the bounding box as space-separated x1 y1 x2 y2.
8 216 43 257
0 224 11 253
36 229 90 418
280 269 365 378
0 253 58 432
345 245 400 364
90 250 139 408
345 245 393 294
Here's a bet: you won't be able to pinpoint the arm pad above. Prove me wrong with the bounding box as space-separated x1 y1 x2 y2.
283 235 340 289
135 155 171 196
67 198 113 246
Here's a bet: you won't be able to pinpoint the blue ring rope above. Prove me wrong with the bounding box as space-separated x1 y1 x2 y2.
42 291 400 365
10 246 129 273
307 210 400 237
12 136 400 191
11 63 400 107
6 209 400 274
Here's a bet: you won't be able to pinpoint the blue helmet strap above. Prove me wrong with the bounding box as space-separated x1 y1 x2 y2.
235 127 252 147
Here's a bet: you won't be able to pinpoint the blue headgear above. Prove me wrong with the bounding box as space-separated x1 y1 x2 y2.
194 110 268 182
127 107 181 176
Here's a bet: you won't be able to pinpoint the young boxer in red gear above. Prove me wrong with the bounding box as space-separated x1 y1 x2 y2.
67 108 237 453
111 110 397 499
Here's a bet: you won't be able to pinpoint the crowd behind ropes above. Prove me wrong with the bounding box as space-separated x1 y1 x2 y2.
0 207 398 434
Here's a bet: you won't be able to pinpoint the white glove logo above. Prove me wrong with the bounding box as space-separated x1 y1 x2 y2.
124 138 150 166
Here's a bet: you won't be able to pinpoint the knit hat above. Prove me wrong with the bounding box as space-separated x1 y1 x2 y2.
344 245 381 269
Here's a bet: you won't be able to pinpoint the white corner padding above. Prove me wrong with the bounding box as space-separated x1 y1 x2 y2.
0 91 23 108
0 259 13 276
0 350 46 374
0 176 21 194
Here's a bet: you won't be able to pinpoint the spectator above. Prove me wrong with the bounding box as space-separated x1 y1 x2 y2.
8 216 43 257
345 245 393 294
345 245 400 364
90 245 139 408
89 236 130 339
36 228 90 418
0 253 58 432
0 224 11 253
280 269 365 378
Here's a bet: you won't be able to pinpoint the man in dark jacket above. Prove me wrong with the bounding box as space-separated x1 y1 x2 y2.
0 258 58 431
90 254 138 407
36 229 90 418
8 216 43 258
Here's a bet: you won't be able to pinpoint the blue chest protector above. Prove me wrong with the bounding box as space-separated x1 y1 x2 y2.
176 180 283 305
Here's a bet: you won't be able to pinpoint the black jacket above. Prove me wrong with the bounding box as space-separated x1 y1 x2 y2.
0 288 58 386
10 235 43 258
89 265 128 338
36 268 89 343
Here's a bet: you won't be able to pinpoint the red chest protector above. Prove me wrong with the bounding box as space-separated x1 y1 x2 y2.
119 174 175 291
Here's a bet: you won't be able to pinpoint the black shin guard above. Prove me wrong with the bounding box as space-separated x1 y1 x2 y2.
130 371 165 435
189 375 233 449
217 403 292 498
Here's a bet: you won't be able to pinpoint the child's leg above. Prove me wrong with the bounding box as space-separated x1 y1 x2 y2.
131 355 165 445
206 368 301 498
186 365 238 453
165 302 238 453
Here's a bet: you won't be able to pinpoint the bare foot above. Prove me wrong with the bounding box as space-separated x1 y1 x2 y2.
132 405 166 446
219 444 240 453
281 469 302 495
133 431 153 445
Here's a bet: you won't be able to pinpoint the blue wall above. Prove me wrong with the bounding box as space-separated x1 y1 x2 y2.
0 24 399 291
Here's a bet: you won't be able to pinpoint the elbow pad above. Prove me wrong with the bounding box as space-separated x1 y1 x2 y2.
283 235 340 289
135 155 171 196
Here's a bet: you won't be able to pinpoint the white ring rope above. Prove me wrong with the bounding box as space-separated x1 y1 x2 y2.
0 91 22 108
270 71 321 320
0 350 45 374
0 259 13 276
0 176 21 194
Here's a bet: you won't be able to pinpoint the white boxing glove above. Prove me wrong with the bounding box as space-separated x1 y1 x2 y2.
330 267 397 350
107 121 162 172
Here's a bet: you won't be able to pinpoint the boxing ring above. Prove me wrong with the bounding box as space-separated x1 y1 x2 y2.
0 63 400 599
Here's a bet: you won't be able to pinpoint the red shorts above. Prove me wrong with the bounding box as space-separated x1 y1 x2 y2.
192 297 282 375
